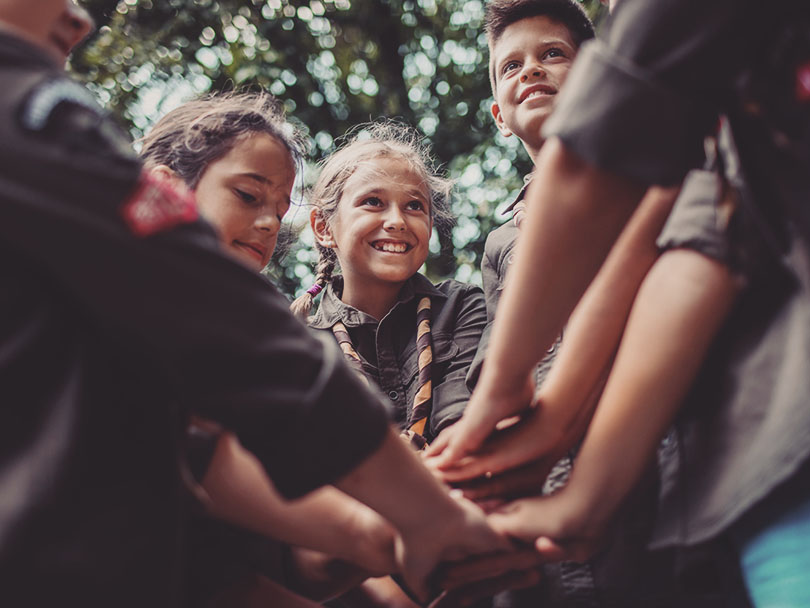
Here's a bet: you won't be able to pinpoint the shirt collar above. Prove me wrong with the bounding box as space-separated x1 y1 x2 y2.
308 273 446 329
501 173 533 216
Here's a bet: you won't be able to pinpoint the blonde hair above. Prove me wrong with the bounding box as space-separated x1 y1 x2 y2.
290 121 453 319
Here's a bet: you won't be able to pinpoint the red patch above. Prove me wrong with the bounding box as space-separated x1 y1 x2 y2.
121 171 198 237
796 60 810 103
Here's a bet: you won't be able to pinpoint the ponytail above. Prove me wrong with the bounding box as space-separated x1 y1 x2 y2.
289 247 336 320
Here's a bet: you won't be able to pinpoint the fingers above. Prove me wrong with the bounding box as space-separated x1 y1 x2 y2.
426 404 503 468
453 458 554 502
429 568 543 608
438 548 543 591
429 413 555 483
487 497 562 544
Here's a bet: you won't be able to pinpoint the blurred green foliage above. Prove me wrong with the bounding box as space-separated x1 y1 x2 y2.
71 0 606 297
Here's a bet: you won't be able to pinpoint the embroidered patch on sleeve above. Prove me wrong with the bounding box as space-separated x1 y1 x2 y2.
121 171 198 237
20 78 102 132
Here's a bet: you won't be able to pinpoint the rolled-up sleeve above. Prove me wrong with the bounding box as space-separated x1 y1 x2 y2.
543 0 757 185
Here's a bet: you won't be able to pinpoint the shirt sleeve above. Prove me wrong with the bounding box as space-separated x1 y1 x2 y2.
430 284 487 437
0 76 389 499
543 0 757 185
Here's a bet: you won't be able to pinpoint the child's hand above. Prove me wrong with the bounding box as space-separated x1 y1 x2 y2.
394 495 511 601
428 548 544 607
487 490 607 564
425 371 536 469
343 501 398 576
426 394 584 488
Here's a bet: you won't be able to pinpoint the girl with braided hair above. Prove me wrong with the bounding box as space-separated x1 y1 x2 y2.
292 121 486 448
290 120 489 606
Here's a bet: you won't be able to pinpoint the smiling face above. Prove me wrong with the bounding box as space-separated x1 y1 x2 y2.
314 155 432 299
194 132 296 272
490 15 576 160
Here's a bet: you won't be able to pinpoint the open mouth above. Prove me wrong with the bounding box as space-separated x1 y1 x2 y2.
371 240 411 253
520 85 556 103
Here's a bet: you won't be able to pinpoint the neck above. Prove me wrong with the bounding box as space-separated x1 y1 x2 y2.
340 279 403 322
525 138 545 166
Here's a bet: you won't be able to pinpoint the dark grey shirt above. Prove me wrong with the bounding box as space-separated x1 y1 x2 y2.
309 274 486 441
0 31 388 604
652 169 810 546
542 0 810 546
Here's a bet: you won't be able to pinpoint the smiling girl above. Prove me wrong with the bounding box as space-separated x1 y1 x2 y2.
292 122 486 448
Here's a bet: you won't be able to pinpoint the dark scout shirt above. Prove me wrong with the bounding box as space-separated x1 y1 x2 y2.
543 0 810 545
0 31 387 605
309 274 486 441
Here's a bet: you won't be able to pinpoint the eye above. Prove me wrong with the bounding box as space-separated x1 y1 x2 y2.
501 60 520 75
406 199 427 213
543 47 566 60
235 189 258 204
361 196 383 207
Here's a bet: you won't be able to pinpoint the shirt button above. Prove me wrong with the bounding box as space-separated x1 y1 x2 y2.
388 390 399 401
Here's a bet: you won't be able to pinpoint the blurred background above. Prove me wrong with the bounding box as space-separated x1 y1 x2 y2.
71 0 607 297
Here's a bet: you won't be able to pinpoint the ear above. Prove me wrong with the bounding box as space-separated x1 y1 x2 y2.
149 164 185 187
491 101 513 138
310 208 335 248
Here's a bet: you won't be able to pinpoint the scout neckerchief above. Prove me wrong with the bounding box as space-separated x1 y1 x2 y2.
331 296 433 450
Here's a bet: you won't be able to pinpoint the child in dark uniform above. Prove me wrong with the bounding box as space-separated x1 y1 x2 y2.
290 121 488 605
140 93 409 605
0 3 510 604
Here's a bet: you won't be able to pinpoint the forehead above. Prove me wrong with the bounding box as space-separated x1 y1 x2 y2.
343 156 429 197
491 15 577 61
207 133 296 183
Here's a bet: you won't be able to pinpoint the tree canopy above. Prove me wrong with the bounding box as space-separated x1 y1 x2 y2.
71 0 606 297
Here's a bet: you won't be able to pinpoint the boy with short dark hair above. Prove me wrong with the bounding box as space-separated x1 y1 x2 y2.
460 2 681 605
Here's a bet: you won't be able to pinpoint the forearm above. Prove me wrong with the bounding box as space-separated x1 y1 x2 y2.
538 184 680 436
334 428 462 535
202 433 393 565
562 250 739 527
476 139 646 394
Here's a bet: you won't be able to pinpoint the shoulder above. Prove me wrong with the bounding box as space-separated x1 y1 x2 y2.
431 278 484 299
484 221 519 256
2 64 136 167
430 279 486 320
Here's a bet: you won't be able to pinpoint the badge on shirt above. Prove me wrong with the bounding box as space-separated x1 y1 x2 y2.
20 78 102 132
121 171 198 237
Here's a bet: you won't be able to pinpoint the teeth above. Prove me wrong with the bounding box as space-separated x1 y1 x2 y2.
374 242 408 253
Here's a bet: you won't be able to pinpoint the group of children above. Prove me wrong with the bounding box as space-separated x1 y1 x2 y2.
3 0 809 606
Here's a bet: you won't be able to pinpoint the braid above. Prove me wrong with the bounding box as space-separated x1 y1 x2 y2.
289 246 336 320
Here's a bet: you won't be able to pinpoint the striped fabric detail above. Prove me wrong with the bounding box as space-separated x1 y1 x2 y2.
330 296 434 447
331 321 369 386
408 297 433 438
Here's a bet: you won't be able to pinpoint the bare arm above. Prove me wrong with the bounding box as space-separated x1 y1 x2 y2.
201 432 397 575
432 139 646 462
488 249 740 556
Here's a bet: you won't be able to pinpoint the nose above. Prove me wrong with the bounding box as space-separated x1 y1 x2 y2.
57 3 95 53
255 211 281 235
519 63 545 82
383 205 406 232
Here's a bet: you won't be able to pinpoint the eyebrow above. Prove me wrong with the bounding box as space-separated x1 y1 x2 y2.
360 187 429 201
498 38 575 67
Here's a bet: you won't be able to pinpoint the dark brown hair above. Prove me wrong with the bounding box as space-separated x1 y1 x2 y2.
485 0 595 95
139 90 308 189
